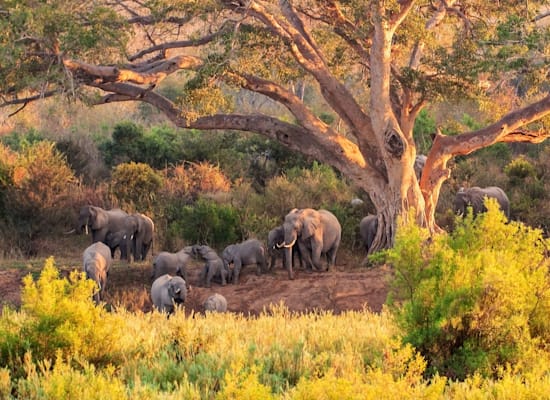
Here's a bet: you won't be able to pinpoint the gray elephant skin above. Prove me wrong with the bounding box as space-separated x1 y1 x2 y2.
204 293 227 312
359 214 378 254
121 213 155 262
267 226 302 271
194 245 229 288
104 230 129 260
280 208 342 279
82 241 112 303
222 239 267 284
414 154 427 180
103 213 155 262
150 274 187 314
453 186 510 218
78 205 129 247
151 246 194 283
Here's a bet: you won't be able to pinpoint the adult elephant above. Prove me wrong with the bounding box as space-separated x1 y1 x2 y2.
78 205 129 245
453 186 510 219
267 225 302 271
359 215 378 254
280 208 342 280
125 213 154 262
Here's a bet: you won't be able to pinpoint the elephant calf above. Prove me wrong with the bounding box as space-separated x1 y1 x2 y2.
150 274 187 314
151 246 194 283
222 239 267 284
194 245 229 288
204 293 228 312
82 242 112 304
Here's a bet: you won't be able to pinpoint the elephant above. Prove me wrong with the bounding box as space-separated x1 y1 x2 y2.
194 245 229 288
359 215 378 254
267 225 302 271
150 274 187 314
131 213 154 262
204 293 228 312
116 213 155 263
104 230 129 260
222 239 267 284
82 241 112 304
414 154 427 180
78 205 129 246
453 186 510 219
280 208 342 279
151 246 194 283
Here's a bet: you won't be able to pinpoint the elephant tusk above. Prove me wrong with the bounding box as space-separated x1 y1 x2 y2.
64 228 76 235
281 238 296 248
85 225 89 235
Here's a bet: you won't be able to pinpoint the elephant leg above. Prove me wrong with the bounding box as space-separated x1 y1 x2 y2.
310 241 324 271
221 268 228 286
298 241 314 271
206 264 217 288
233 262 241 284
199 265 208 287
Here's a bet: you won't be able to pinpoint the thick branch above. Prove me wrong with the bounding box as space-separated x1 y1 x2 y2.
63 56 203 85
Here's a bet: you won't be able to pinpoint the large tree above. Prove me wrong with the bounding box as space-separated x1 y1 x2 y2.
1 0 549 251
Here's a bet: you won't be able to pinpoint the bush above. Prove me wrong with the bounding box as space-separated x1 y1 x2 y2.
169 197 242 249
0 141 78 255
110 162 163 213
384 203 550 379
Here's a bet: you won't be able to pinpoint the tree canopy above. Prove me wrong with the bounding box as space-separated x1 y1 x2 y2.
1 0 549 251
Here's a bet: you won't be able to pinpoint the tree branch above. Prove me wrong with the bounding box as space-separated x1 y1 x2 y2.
63 55 203 86
128 22 233 61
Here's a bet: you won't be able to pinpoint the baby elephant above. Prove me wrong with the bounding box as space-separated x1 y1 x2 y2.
151 246 194 283
194 245 229 288
150 274 187 314
203 293 228 312
82 242 113 304
222 239 267 284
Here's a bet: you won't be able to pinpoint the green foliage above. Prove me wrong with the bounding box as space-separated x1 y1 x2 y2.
504 156 536 182
413 109 436 154
0 129 44 152
384 203 550 379
171 197 242 248
0 258 116 375
110 162 163 213
263 162 355 217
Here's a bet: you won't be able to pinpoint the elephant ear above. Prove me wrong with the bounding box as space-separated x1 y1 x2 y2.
302 211 320 239
91 207 106 229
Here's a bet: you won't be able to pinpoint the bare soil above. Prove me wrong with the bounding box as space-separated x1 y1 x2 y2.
0 252 392 316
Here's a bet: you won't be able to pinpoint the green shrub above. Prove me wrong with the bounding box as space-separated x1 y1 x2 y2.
170 197 242 248
505 156 536 183
110 162 163 212
384 202 550 379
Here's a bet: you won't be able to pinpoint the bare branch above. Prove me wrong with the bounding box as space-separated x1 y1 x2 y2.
63 55 203 85
128 22 233 61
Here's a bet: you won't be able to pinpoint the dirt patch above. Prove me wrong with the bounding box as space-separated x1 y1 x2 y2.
0 255 392 316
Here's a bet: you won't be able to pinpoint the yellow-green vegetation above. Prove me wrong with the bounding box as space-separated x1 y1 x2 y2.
2 206 550 399
383 201 550 379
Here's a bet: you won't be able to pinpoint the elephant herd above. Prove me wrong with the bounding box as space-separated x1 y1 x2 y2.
79 185 510 313
359 185 511 253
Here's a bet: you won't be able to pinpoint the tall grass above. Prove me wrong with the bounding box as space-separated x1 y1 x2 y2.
1 250 550 398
